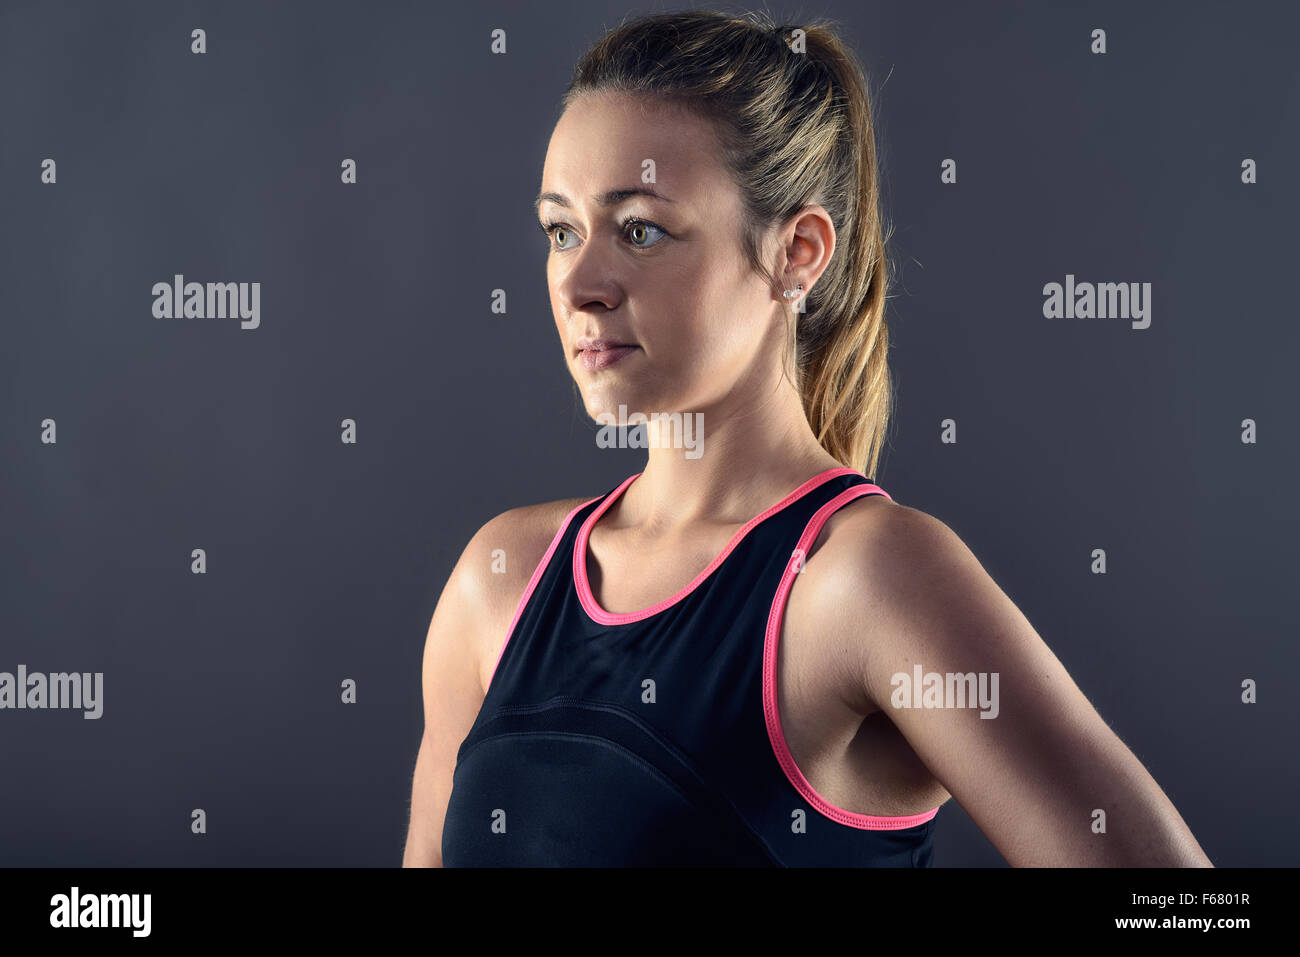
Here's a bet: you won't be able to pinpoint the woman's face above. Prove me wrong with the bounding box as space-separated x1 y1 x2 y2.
537 91 783 424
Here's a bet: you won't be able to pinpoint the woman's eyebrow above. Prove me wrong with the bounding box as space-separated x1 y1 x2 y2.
534 186 675 212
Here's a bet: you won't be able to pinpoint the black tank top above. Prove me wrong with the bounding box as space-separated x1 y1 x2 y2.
441 466 941 866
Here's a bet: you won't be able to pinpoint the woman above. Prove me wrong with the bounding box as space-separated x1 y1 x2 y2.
402 10 1212 867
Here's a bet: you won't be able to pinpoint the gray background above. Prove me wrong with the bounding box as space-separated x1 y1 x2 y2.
1 0 1295 866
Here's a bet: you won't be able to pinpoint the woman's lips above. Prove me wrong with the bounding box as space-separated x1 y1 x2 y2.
578 345 637 371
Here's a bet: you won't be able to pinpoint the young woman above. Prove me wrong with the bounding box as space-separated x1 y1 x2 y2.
403 11 1212 867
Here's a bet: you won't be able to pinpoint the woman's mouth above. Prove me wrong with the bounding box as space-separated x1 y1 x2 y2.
579 345 637 371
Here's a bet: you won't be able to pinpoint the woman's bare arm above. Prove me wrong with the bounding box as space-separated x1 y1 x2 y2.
401 498 591 866
400 529 490 867
831 504 1213 867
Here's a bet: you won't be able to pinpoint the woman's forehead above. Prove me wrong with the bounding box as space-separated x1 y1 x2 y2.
541 94 731 205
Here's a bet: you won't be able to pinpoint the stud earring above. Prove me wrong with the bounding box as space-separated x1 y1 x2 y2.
782 282 804 299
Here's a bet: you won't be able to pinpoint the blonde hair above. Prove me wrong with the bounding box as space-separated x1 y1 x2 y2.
563 10 895 476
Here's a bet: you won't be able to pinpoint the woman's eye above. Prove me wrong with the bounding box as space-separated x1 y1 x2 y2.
539 219 667 251
551 225 576 249
625 220 667 247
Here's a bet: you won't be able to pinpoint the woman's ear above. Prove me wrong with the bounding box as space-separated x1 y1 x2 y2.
779 204 836 299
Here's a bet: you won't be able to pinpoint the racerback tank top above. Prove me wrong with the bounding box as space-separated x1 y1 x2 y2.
441 466 942 866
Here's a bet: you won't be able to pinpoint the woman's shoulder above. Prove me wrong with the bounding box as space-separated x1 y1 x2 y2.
477 493 598 553
459 493 598 588
799 490 973 616
807 485 934 559
453 493 600 690
805 488 1011 666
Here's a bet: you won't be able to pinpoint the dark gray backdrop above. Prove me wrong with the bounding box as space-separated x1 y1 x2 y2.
1 0 1295 866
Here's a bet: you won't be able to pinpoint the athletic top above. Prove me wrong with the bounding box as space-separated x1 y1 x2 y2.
441 466 942 866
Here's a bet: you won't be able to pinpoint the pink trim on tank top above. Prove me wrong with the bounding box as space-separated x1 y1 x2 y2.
574 466 862 626
764 483 943 830
484 496 601 694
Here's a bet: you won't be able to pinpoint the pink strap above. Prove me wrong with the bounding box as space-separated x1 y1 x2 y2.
763 483 942 830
